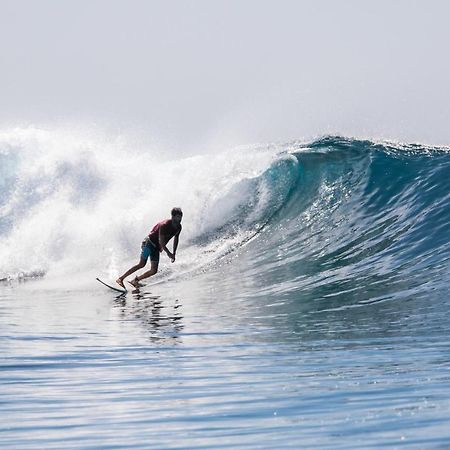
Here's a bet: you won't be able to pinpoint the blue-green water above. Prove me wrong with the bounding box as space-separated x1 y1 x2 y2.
1 135 450 448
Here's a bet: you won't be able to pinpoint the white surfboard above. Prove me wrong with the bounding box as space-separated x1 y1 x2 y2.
96 277 127 294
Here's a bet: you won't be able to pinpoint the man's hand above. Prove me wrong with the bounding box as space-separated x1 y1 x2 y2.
166 250 175 262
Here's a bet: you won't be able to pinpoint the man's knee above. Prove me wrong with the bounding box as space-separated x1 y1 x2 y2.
150 263 158 275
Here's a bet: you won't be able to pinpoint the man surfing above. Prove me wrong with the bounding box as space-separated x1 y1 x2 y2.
116 207 183 289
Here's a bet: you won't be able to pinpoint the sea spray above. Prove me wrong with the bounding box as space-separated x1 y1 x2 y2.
0 127 297 281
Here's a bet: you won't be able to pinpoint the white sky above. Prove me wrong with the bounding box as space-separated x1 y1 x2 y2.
1 0 450 151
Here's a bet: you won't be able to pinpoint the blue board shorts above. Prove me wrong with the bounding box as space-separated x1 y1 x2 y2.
141 238 160 263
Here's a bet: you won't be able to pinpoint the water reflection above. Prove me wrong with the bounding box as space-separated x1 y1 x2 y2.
113 290 184 344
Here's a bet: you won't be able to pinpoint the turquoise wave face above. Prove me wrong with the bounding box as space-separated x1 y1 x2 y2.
219 136 450 308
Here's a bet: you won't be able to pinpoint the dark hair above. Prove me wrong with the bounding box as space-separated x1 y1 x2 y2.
171 207 183 217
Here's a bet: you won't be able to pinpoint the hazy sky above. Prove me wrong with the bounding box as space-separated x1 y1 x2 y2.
1 0 450 151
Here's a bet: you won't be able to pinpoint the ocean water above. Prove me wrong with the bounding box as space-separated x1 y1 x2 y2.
1 128 450 449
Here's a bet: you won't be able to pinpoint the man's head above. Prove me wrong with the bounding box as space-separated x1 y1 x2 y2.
171 207 183 224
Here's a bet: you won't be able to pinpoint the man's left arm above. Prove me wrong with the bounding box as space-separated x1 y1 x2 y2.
172 234 179 260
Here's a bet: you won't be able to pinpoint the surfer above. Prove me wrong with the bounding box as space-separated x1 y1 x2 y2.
116 207 183 289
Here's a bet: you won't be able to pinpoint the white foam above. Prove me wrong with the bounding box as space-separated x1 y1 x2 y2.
0 126 294 282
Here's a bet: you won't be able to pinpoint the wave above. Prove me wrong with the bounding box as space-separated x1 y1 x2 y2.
223 136 450 306
1 128 450 305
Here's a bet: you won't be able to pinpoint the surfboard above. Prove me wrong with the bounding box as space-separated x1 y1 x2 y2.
96 277 127 293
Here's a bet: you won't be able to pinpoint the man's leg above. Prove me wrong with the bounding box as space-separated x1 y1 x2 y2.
116 257 147 287
130 260 159 288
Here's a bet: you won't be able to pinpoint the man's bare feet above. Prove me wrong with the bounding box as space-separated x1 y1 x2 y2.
128 277 144 289
116 278 125 289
